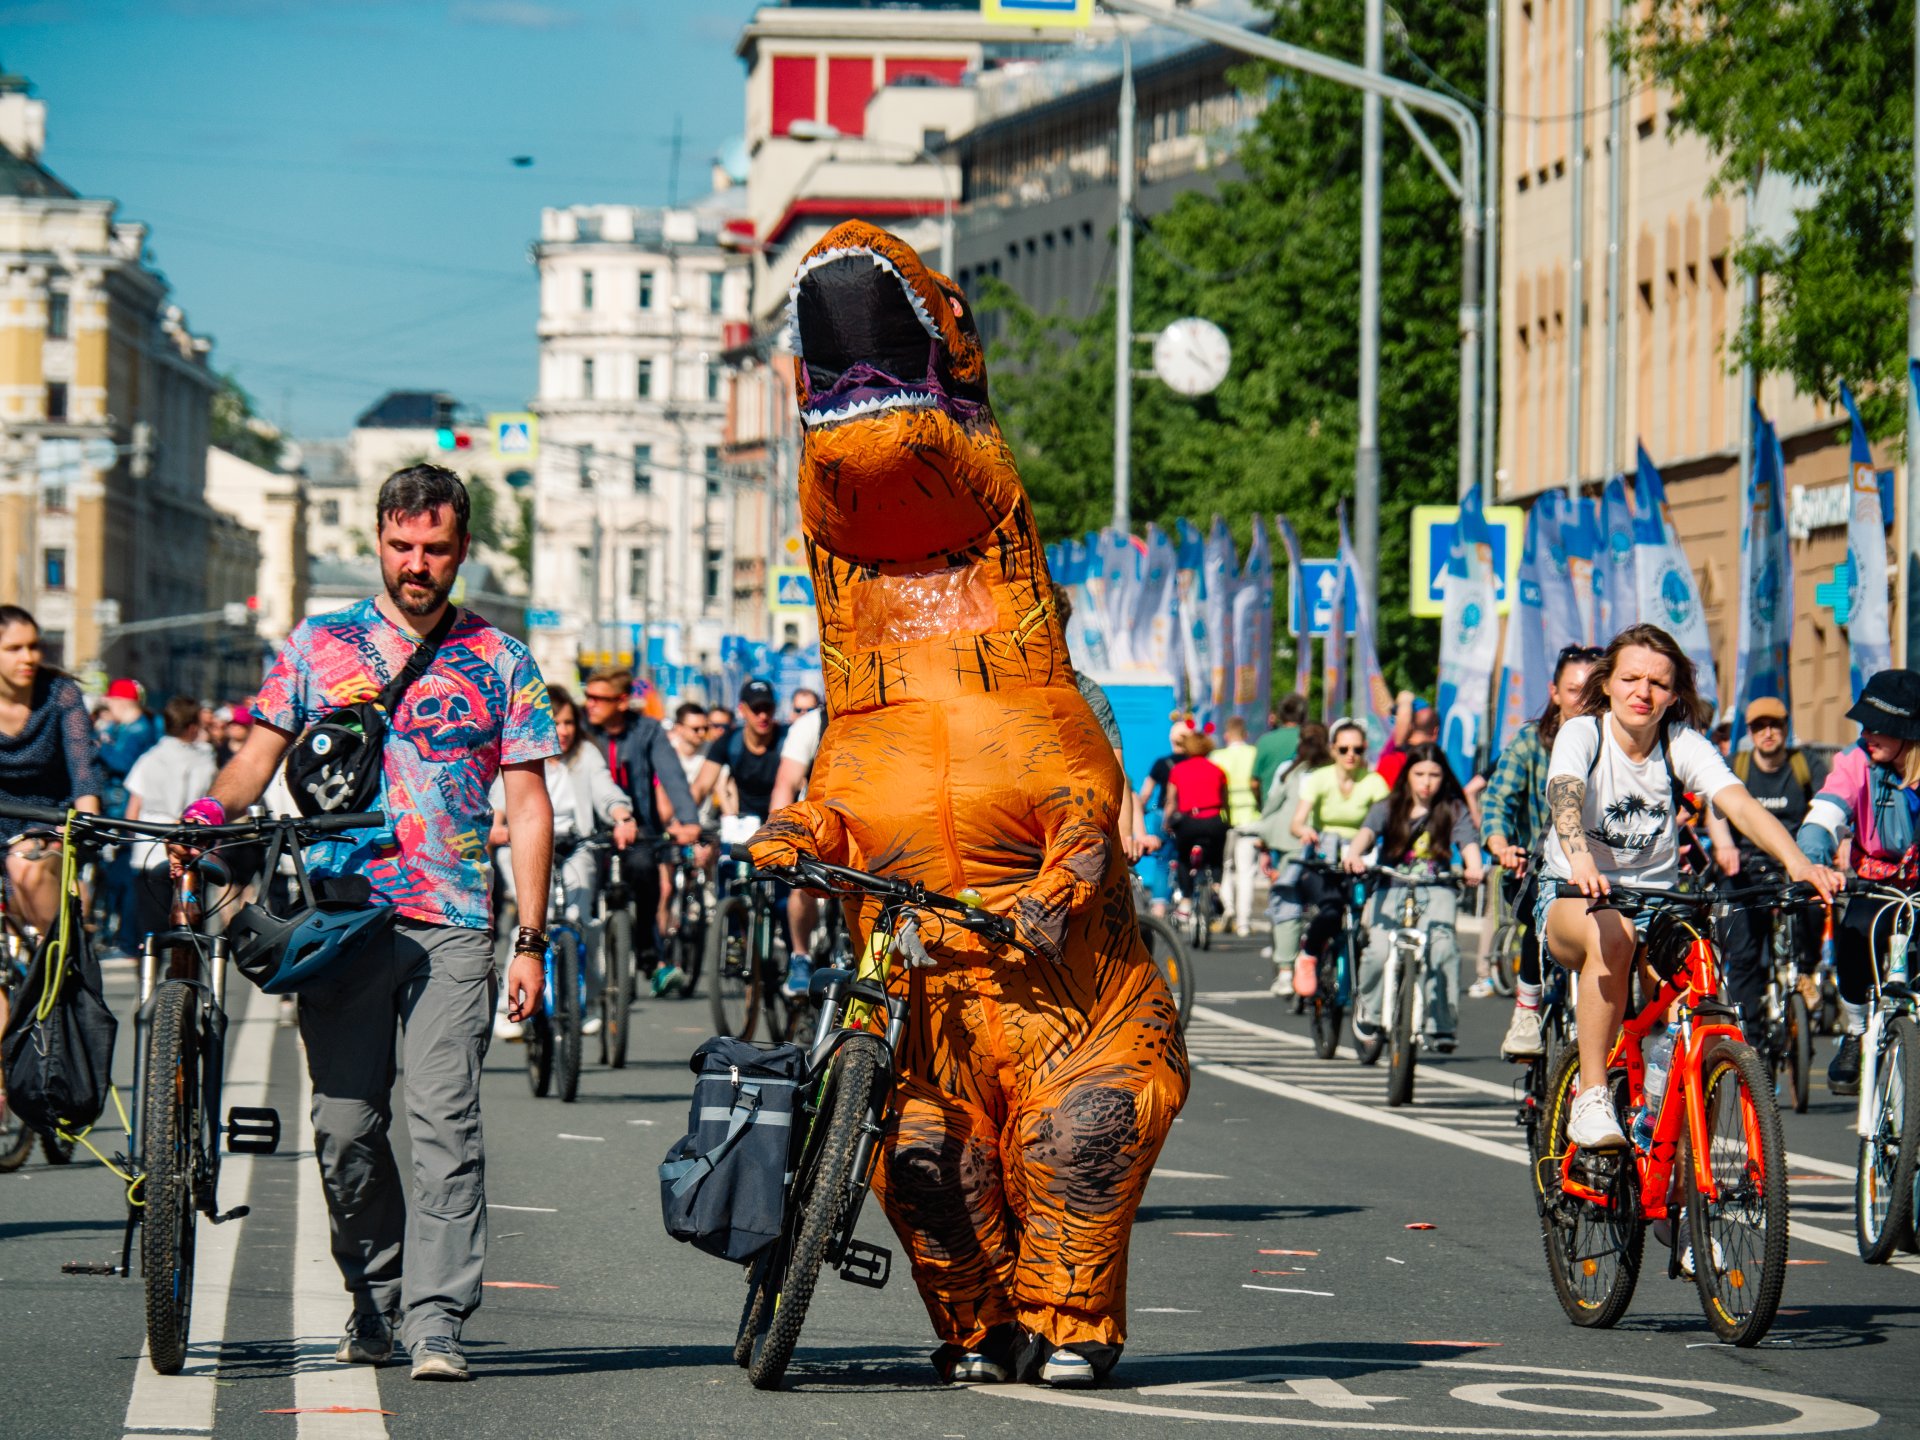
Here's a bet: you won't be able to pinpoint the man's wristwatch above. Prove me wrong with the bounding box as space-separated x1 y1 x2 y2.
513 925 547 956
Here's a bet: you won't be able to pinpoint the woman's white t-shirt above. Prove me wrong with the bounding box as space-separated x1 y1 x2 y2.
1544 714 1738 888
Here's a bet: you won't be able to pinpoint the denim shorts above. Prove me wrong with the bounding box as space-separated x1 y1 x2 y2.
1534 881 1652 955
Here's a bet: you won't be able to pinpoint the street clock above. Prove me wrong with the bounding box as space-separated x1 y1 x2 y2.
1152 316 1231 396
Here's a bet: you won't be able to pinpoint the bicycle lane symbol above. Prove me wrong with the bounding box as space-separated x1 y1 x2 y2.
972 1351 1879 1435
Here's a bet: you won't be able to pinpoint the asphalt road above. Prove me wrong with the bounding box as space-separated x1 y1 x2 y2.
4 932 1916 1440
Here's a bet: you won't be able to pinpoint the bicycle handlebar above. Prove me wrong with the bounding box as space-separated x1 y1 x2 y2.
1361 865 1471 889
1552 879 1827 910
0 797 386 843
728 843 1017 946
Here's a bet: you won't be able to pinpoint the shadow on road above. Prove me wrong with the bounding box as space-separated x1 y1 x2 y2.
470 1342 742 1377
0 1217 126 1242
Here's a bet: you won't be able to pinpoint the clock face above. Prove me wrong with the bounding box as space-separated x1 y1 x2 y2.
1152 316 1231 396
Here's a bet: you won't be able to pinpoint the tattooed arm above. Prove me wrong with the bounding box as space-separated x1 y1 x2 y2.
1547 774 1608 898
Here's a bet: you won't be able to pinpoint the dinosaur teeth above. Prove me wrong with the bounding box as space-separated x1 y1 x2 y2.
801 390 942 429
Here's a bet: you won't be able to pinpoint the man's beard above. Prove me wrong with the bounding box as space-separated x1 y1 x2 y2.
384 566 452 618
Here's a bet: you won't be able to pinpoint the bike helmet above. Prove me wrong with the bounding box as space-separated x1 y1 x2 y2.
228 899 395 995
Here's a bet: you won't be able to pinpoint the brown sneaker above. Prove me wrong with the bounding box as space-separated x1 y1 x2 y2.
409 1334 471 1381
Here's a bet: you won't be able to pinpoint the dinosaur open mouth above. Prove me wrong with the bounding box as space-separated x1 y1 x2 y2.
791 247 946 427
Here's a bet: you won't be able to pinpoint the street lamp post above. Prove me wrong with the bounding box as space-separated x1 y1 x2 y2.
786 119 955 273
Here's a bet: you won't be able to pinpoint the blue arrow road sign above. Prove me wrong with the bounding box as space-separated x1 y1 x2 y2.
1287 560 1360 638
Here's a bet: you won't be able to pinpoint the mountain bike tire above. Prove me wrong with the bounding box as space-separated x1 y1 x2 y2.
1385 960 1418 1108
707 896 760 1040
1310 991 1343 1060
605 907 634 1070
141 980 200 1375
1857 1014 1920 1264
1784 992 1811 1115
553 932 583 1104
676 878 707 998
748 1033 885 1391
0 1099 31 1171
1138 914 1194 1033
1691 1037 1789 1345
1489 922 1520 998
1539 1044 1643 1329
734 1245 778 1368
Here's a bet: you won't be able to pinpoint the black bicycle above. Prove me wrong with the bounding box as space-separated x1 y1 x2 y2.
662 833 715 998
1294 857 1365 1061
707 847 792 1042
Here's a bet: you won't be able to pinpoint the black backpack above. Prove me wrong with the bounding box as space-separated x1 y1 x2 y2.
659 1036 807 1263
2 917 117 1139
283 606 456 817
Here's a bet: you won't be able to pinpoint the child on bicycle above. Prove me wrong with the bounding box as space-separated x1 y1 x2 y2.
1288 718 1389 996
1342 743 1484 1051
1540 625 1840 1150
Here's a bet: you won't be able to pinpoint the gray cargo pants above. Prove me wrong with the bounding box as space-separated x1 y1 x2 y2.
298 918 496 1345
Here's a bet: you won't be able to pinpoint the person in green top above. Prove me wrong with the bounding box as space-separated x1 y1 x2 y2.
1210 715 1264 935
1287 718 1391 996
1252 693 1309 805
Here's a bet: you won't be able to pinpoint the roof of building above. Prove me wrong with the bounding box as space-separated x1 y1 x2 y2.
354 390 453 430
0 145 74 199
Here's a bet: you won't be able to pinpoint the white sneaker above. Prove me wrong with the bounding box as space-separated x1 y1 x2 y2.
1268 969 1294 998
1678 1235 1726 1280
582 1016 603 1037
492 1014 525 1042
1040 1351 1096 1388
1501 1007 1544 1060
1566 1084 1629 1150
948 1351 1010 1384
1466 978 1495 1000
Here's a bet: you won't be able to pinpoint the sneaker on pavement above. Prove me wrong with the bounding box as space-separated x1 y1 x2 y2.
336 1309 394 1366
1828 1033 1863 1096
948 1351 1011 1384
1268 969 1294 998
1466 978 1495 1000
1233 923 1252 938
1430 1030 1458 1055
1501 1007 1544 1061
581 1015 603 1036
410 1334 471 1382
1292 953 1318 998
1567 1084 1629 1150
651 964 687 998
1040 1351 1096 1388
492 1013 525 1042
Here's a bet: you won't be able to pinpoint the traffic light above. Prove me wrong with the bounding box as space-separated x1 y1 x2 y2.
435 427 474 451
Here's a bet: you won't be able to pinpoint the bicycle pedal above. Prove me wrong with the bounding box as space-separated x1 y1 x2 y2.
838 1239 891 1289
61 1260 123 1276
210 1205 251 1224
226 1106 281 1155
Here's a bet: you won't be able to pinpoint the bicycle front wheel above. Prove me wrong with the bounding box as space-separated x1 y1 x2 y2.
142 980 201 1374
748 1032 886 1390
605 907 634 1071
1385 958 1418 1108
677 883 707 998
1538 1043 1643 1329
1139 914 1194 1033
707 896 760 1040
1489 922 1520 998
1691 1037 1788 1345
553 933 583 1103
1858 1014 1920 1264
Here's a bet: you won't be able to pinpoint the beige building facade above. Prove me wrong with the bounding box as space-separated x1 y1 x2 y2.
205 445 308 648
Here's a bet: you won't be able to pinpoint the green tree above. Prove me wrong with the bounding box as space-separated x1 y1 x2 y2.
209 372 283 471
981 0 1482 693
1618 0 1914 438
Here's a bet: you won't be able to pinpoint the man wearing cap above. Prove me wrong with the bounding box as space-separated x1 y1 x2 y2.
693 680 795 984
1709 695 1825 1046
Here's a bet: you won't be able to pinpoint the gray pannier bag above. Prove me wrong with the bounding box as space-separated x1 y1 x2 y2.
659 1036 807 1263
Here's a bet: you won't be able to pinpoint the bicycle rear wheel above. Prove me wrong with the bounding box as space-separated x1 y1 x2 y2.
1784 992 1811 1115
1857 1014 1920 1264
1691 1037 1788 1345
1385 958 1418 1108
676 889 707 998
1139 914 1194 1033
605 907 634 1070
553 933 583 1103
707 896 760 1040
1539 1044 1644 1328
748 1032 886 1390
141 980 200 1374
734 1246 777 1367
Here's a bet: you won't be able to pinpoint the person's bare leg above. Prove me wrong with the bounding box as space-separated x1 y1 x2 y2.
7 846 60 935
1545 898 1636 1092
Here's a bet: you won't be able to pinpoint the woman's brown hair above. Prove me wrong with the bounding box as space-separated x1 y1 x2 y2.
548 682 583 762
1281 723 1332 783
1378 743 1470 865
1573 624 1712 735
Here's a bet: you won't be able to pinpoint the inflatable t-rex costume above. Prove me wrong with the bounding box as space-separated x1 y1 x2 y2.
749 221 1190 1383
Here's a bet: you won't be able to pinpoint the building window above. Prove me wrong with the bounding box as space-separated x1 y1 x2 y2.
577 545 595 603
705 548 724 603
581 270 594 309
43 547 65 591
42 483 65 514
638 271 655 309
628 548 649 600
581 357 595 397
636 358 653 398
706 362 722 401
46 292 68 338
707 271 725 314
45 382 66 421
705 445 722 496
633 443 652 493
320 499 340 525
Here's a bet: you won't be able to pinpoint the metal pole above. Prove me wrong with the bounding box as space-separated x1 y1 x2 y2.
1566 0 1587 498
1112 29 1136 535
1907 0 1920 668
1738 173 1758 578
1602 0 1623 483
1483 0 1500 506
923 147 955 275
1356 0 1383 659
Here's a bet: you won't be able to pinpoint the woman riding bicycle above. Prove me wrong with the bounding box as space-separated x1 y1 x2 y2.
1161 723 1229 910
1793 667 1920 1095
1288 718 1389 997
1258 722 1331 997
1483 644 1599 1060
1541 624 1839 1150
1343 743 1484 1052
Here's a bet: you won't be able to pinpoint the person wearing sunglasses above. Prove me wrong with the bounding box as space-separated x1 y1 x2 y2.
1288 718 1389 996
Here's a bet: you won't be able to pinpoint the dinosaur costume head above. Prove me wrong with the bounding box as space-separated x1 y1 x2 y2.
790 221 1021 565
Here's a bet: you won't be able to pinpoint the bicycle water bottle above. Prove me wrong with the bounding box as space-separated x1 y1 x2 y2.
1890 925 1912 986
1632 1029 1675 1151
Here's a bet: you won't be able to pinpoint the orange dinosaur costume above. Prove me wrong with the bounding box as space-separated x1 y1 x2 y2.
748 221 1190 1384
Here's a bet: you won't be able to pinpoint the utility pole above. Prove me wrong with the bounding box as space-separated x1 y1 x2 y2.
1112 30 1137 535
1483 0 1499 505
1567 0 1587 498
1602 0 1624 484
1355 0 1383 667
1908 0 1920 667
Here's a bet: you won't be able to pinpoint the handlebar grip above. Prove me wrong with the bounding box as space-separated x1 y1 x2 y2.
1553 882 1587 899
0 798 71 825
301 811 387 833
727 842 754 863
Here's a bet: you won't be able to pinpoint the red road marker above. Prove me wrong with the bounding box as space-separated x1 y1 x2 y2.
262 1408 397 1416
1784 1259 1828 1267
1173 1231 1233 1237
1252 1268 1304 1276
1409 1341 1500 1348
1404 1222 1437 1230
484 1281 559 1289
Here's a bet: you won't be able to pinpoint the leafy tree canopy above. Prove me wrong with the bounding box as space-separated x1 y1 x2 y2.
209 372 284 471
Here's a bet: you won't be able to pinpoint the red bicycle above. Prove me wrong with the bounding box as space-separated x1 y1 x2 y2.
1536 879 1804 1346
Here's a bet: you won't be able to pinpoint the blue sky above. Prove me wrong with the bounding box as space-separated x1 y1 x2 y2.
2 0 762 438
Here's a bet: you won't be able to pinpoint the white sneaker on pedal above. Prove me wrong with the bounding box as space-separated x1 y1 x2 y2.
581 1015 603 1036
1268 969 1294 998
1040 1351 1096 1387
949 1351 1010 1384
1566 1084 1629 1150
1678 1236 1725 1281
1500 1007 1544 1061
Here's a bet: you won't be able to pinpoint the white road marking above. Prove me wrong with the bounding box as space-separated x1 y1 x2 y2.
120 984 274 1439
489 1203 558 1213
293 1042 390 1439
556 1132 604 1142
1150 1168 1230 1180
1243 1284 1335 1297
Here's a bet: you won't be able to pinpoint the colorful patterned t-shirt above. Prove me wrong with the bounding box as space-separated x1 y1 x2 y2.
254 599 557 929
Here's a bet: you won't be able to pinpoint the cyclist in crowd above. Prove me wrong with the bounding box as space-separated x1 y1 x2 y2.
1289 718 1389 996
1793 667 1920 1094
694 679 785 827
180 465 557 1381
1376 692 1439 787
1483 644 1600 1057
1162 722 1229 919
1705 695 1826 1050
788 687 821 720
98 676 160 956
580 666 702 995
123 695 218 943
772 689 827 995
0 604 102 935
488 684 638 1040
1258 721 1330 997
1211 716 1264 936
1342 742 1484 1052
1541 624 1840 1150
705 703 734 753
1252 693 1310 816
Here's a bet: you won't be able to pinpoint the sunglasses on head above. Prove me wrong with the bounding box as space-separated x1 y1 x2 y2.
1558 645 1604 665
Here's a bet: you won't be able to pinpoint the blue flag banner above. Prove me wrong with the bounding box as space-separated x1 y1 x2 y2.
1493 495 1553 751
1598 475 1639 642
1534 491 1583 659
1231 518 1273 733
1730 403 1794 751
1841 383 1893 702
1437 486 1500 783
1632 443 1721 712
1132 524 1178 685
1322 518 1347 727
1175 518 1211 717
1274 514 1313 699
1201 516 1239 732
1337 507 1394 754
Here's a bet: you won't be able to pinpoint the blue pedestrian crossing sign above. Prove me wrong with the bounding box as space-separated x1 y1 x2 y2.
981 0 1093 27
769 566 815 612
490 412 537 459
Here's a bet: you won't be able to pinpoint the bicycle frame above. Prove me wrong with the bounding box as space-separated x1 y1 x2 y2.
1376 884 1431 1042
1852 885 1919 1142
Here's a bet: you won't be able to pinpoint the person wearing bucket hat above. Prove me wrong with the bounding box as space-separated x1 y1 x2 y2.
1797 668 1920 1093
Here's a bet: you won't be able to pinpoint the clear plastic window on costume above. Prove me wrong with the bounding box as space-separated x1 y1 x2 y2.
851 563 997 649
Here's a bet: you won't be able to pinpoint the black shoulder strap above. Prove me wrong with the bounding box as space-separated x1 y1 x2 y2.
377 606 458 714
